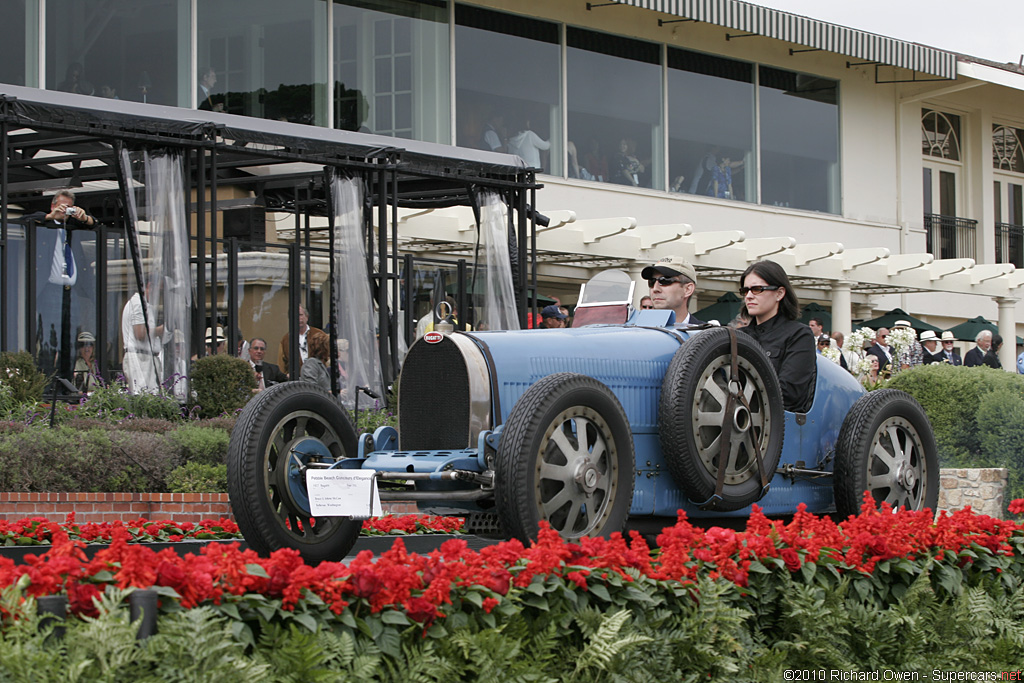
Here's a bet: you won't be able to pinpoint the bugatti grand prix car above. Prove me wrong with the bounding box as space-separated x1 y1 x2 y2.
227 271 938 562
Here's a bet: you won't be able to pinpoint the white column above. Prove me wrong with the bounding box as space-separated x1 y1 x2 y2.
996 297 1018 371
830 281 853 336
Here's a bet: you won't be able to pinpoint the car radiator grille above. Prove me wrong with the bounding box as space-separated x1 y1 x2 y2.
398 337 470 450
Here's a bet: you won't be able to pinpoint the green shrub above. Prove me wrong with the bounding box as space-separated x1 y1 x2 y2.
0 351 48 404
77 379 183 422
887 364 1024 505
189 354 256 418
168 424 230 466
166 461 228 493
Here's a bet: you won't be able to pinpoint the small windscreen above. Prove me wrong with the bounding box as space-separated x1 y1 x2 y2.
578 270 633 306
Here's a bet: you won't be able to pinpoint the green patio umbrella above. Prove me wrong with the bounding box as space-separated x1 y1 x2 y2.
945 316 1024 344
858 308 942 334
694 291 743 324
798 302 831 330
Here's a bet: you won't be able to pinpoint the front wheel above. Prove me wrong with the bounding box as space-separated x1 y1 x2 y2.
495 373 635 544
833 389 938 517
227 381 362 562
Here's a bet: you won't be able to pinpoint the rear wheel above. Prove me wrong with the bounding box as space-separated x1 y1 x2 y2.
495 373 635 544
833 389 938 517
227 381 362 562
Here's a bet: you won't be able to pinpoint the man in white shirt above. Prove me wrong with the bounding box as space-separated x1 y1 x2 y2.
279 304 321 378
121 280 165 394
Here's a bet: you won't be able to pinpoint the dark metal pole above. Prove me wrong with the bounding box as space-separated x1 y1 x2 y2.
376 166 391 388
1 116 7 351
196 148 207 358
389 167 399 380
403 253 414 349
209 145 218 351
324 167 339 397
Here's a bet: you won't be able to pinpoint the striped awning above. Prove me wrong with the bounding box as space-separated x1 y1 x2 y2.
617 0 958 79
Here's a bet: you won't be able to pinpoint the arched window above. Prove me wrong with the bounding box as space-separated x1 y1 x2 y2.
921 110 961 161
993 125 1024 172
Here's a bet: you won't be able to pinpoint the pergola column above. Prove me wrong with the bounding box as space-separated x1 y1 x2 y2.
830 281 853 336
996 296 1019 371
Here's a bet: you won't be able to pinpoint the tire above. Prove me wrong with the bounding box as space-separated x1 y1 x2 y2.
495 373 635 544
227 381 362 562
659 327 784 511
833 389 938 517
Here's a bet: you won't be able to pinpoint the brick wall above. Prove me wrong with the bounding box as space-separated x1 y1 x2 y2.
0 493 418 524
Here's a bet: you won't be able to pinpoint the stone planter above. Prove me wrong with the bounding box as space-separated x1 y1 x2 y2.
938 468 1009 518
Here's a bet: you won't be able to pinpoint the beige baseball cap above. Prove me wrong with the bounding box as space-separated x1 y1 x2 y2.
641 255 697 283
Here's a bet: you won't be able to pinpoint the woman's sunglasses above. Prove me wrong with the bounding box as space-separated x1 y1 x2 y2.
739 285 780 295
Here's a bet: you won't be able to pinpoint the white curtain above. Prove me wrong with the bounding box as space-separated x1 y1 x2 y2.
476 192 520 331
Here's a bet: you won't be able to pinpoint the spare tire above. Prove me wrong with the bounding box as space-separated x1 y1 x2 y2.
658 327 784 511
833 389 938 517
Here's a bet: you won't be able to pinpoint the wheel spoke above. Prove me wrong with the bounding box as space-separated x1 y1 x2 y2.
702 377 727 409
885 425 905 460
550 425 580 460
867 472 896 491
871 441 898 471
541 486 573 517
696 407 725 429
539 460 573 480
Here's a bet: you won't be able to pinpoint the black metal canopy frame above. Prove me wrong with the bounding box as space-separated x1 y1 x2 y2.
0 83 540 398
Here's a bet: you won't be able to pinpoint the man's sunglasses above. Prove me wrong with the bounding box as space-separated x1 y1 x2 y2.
640 304 655 309
739 285 780 295
648 276 681 288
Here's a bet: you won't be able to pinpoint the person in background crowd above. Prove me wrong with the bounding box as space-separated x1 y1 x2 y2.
817 333 831 355
892 320 924 369
539 305 567 329
939 331 963 365
833 331 856 373
559 306 572 328
964 330 992 367
640 255 703 327
198 66 224 112
248 337 287 392
300 328 333 395
920 330 942 364
866 327 894 373
639 295 654 310
860 355 881 388
808 318 824 339
121 279 166 394
204 326 226 356
280 304 321 376
983 334 1003 369
73 331 100 392
737 260 815 413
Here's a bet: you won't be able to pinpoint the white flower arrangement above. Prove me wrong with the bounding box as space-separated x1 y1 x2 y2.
855 357 876 376
888 326 918 355
846 327 875 357
821 345 841 364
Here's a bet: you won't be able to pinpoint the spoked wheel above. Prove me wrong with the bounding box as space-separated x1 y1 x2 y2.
495 373 634 544
834 389 938 517
227 381 361 562
659 327 784 511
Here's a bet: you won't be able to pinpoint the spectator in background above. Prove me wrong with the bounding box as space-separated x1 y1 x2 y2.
204 326 227 356
481 112 506 153
639 295 654 310
280 304 321 376
198 66 224 112
808 318 824 339
920 330 942 364
100 84 119 99
983 334 1003 369
73 331 100 393
58 62 94 95
964 330 992 367
507 116 551 171
300 328 333 394
939 331 963 365
833 331 856 373
866 327 894 374
248 337 287 392
121 279 165 394
582 138 608 183
892 320 924 369
539 305 567 329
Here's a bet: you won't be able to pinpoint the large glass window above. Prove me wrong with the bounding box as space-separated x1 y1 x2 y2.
567 28 662 189
759 67 839 213
46 0 188 106
455 6 560 174
334 0 448 141
922 110 961 161
199 0 328 125
667 48 754 201
993 124 1024 172
0 0 37 87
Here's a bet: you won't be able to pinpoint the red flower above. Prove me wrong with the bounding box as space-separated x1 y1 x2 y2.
780 548 801 572
404 596 439 625
67 582 101 617
1009 499 1024 516
482 596 500 613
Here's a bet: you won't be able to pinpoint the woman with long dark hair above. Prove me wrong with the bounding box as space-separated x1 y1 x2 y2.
737 260 816 413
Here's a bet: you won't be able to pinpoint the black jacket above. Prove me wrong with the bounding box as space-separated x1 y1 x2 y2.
982 349 1002 369
254 360 288 385
964 347 986 367
866 344 895 372
739 314 816 414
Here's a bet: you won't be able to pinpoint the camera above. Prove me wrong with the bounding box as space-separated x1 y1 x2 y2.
65 206 78 217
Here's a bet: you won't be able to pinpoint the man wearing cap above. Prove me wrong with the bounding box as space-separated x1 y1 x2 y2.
939 331 962 365
539 305 568 329
640 256 703 327
964 330 992 367
920 330 943 364
73 331 99 392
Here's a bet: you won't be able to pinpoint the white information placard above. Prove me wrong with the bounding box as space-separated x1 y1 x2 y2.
305 469 383 519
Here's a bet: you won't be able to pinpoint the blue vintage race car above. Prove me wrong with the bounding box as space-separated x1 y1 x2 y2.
227 271 938 562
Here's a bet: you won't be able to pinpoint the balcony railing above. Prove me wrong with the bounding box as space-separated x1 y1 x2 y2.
924 214 977 260
995 222 1024 268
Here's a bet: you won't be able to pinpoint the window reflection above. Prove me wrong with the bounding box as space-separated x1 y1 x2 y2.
759 67 839 213
456 6 560 174
668 48 754 201
334 0 448 141
567 28 662 189
993 124 1023 172
921 110 961 161
46 0 187 106
199 0 328 125
0 1 36 87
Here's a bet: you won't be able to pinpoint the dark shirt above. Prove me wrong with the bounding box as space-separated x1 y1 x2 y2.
939 349 962 366
982 349 1002 369
740 313 816 413
866 344 895 372
923 349 944 365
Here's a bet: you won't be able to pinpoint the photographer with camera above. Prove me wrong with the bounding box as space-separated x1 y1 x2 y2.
44 190 97 228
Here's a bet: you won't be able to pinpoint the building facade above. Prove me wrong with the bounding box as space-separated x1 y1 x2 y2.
4 0 1024 369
